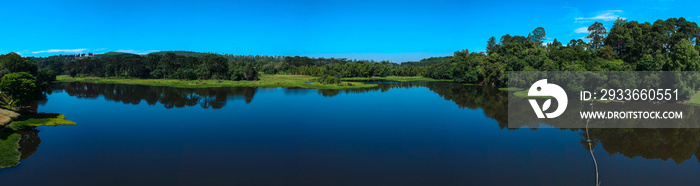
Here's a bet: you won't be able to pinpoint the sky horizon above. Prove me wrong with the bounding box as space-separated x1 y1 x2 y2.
2 0 699 62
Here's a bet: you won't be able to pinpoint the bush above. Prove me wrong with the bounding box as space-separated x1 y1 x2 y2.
318 71 341 84
0 72 39 106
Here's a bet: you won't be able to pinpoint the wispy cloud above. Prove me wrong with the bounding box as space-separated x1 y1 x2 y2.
32 48 87 54
574 27 589 34
575 10 624 23
116 49 159 55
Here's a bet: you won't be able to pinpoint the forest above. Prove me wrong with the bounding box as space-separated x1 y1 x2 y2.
17 17 700 89
50 51 425 82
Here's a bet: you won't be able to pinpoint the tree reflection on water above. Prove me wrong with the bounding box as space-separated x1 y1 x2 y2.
53 81 700 165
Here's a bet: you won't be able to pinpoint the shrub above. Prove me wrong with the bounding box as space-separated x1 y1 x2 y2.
318 71 341 84
0 72 39 106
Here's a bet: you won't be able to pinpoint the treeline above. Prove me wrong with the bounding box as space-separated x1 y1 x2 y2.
420 17 700 86
65 53 260 81
289 62 424 77
60 52 428 81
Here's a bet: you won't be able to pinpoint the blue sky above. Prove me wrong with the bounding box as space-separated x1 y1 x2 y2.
1 0 699 62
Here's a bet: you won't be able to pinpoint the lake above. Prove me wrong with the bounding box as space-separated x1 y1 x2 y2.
1 81 700 185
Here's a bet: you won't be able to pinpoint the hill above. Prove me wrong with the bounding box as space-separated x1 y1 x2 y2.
93 52 139 58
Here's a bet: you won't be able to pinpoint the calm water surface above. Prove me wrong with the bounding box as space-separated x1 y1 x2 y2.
1 81 700 185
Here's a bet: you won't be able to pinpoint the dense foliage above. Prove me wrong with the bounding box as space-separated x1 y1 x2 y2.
61 52 425 80
0 72 38 106
418 17 700 86
316 71 341 84
0 53 56 107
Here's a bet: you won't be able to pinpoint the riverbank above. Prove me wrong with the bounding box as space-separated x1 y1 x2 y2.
0 109 20 127
6 113 76 130
56 75 378 89
686 91 700 106
0 132 20 168
1 113 75 168
341 76 450 82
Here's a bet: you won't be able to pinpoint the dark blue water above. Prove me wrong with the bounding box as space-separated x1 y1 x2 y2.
1 82 700 185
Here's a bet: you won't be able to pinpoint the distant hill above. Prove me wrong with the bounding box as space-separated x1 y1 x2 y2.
93 52 139 58
151 51 222 57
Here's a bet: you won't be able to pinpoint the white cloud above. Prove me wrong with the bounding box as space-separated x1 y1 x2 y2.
575 10 624 23
574 27 589 34
32 48 87 54
116 49 159 55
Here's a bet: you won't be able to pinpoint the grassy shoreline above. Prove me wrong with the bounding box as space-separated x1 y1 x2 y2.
57 75 379 89
7 113 76 130
1 113 75 169
686 91 700 106
0 133 20 168
498 87 524 92
341 76 451 82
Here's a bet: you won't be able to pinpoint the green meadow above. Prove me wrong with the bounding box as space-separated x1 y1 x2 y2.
341 76 450 82
56 75 378 89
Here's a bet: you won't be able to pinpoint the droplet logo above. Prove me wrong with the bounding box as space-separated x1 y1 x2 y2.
528 79 567 118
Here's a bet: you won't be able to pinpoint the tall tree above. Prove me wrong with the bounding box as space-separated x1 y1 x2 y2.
528 27 546 46
486 36 497 55
586 22 607 51
550 38 562 49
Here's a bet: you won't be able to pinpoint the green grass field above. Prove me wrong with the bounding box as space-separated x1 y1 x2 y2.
57 75 378 89
341 76 451 82
7 113 76 130
498 87 524 91
686 91 700 106
0 132 21 168
513 89 554 98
